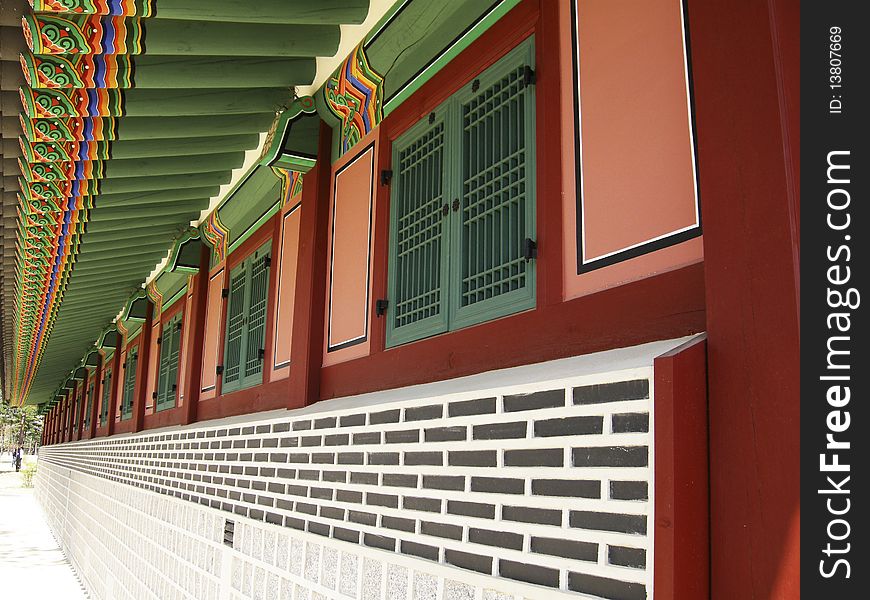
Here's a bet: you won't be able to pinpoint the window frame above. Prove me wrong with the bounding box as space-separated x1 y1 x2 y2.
155 311 183 412
386 37 537 348
121 343 138 421
99 365 112 427
221 240 272 395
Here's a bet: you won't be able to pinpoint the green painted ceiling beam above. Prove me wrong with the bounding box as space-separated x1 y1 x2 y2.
132 56 315 89
104 153 244 178
146 0 369 25
117 113 273 139
94 200 205 221
123 88 292 116
101 171 232 194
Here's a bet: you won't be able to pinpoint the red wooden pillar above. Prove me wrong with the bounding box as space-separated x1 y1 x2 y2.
182 246 211 425
686 0 800 598
287 122 332 408
133 303 153 433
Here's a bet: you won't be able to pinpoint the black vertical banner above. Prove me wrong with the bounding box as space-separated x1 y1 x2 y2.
803 1 869 596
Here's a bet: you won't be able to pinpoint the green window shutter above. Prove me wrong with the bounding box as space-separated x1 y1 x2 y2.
450 39 536 328
84 383 93 430
242 247 270 385
156 313 182 411
100 369 111 426
386 115 451 347
122 349 137 420
222 261 248 393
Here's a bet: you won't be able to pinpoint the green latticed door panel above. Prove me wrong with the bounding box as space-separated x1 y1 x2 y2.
121 348 137 420
100 368 112 427
386 113 451 347
222 261 248 393
242 244 271 388
450 38 536 329
156 312 183 412
84 382 94 430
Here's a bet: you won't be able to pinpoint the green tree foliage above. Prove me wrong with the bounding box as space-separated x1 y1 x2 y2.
1 403 44 454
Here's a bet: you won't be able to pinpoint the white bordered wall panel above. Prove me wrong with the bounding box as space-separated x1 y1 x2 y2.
36 339 688 600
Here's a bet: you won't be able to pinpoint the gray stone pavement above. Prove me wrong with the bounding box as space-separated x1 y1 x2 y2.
0 454 89 599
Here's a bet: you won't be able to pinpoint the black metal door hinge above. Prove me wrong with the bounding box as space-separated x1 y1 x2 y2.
381 169 393 186
258 348 265 360
156 336 162 345
471 79 480 93
152 391 158 400
221 288 229 299
264 256 272 268
216 365 224 375
522 238 538 261
375 299 389 317
428 112 436 124
523 66 536 87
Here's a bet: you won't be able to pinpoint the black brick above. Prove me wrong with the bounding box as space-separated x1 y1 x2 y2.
324 434 350 446
268 482 285 494
242 427 255 435
386 429 420 444
445 549 492 574
276 467 296 479
308 522 330 537
336 490 363 504
269 453 287 463
535 416 603 437
256 425 270 434
468 528 523 550
252 481 266 491
262 438 279 448
276 499 294 511
333 527 360 543
568 572 647 600
612 413 650 433
353 432 381 445
424 426 466 442
503 505 562 526
471 477 525 495
322 470 347 483
570 510 647 534
310 487 334 500
340 413 366 427
401 541 439 561
363 534 395 551
350 472 378 485
420 521 462 540
404 404 443 421
573 379 649 405
405 451 443 466
349 511 377 526
286 453 309 464
280 437 299 447
311 452 335 464
296 502 317 515
423 475 464 491
249 509 264 521
503 389 566 412
383 473 418 488
609 545 646 568
265 512 283 526
473 421 527 440
572 446 648 467
532 479 601 498
368 452 400 465
448 450 497 467
272 422 290 433
403 496 441 513
287 485 307 497
367 492 399 508
301 435 321 447
447 500 495 519
320 506 345 521
504 448 563 467
292 420 311 431
298 469 319 481
531 537 598 562
369 409 400 424
610 480 648 501
382 516 416 532
448 398 496 417
338 452 365 465
314 417 337 429
284 517 305 530
500 559 559 588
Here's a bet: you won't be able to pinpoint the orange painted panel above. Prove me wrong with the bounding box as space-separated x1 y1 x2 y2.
145 321 160 415
271 204 302 379
200 269 225 398
324 144 375 360
561 0 702 300
575 0 698 263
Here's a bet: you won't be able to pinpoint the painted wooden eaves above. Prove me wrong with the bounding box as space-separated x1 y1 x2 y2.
0 0 371 405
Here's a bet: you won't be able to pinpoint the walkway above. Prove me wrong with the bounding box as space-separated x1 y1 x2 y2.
0 455 89 599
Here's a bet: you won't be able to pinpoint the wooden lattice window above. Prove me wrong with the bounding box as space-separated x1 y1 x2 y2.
222 242 271 394
387 38 536 347
156 312 183 412
84 381 94 431
100 366 112 426
121 347 137 420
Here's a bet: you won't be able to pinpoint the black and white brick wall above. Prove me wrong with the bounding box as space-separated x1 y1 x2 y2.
36 339 691 600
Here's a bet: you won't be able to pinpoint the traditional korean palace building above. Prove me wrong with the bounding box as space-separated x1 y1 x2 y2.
0 0 799 598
